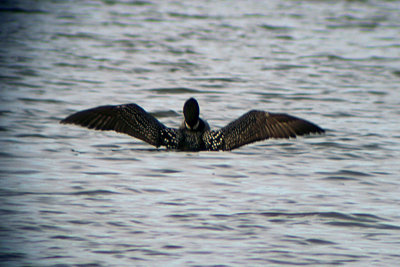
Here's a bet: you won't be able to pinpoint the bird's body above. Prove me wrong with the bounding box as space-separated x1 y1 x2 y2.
60 98 324 151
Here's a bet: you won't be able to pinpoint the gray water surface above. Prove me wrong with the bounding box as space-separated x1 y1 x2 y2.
1 0 400 266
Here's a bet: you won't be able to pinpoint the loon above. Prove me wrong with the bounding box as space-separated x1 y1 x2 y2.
60 97 324 151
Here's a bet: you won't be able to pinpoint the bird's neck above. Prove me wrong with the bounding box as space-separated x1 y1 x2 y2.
185 119 200 130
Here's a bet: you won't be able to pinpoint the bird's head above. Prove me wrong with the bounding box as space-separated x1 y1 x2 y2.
183 97 200 130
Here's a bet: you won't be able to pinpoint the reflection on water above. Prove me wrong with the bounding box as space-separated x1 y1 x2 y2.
1 0 400 266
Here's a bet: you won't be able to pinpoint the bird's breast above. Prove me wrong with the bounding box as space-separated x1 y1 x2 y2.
179 129 206 151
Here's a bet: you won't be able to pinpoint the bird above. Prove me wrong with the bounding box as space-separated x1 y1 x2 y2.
60 97 325 151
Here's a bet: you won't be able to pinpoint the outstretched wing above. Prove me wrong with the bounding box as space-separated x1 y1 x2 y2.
60 103 176 148
205 110 325 151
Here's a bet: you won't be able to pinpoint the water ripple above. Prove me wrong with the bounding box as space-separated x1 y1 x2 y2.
148 87 202 94
1 0 400 265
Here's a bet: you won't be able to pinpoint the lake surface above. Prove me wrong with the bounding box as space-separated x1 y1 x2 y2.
1 0 400 266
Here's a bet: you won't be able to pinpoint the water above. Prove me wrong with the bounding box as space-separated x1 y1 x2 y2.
1 0 400 265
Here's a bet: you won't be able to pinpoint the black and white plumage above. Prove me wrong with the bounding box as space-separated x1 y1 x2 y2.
60 97 325 151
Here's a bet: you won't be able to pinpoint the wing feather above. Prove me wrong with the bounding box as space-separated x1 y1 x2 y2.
210 110 324 151
60 104 172 147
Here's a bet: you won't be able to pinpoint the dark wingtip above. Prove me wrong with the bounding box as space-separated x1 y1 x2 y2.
308 120 325 134
303 122 325 136
60 112 81 125
60 117 71 124
59 110 94 128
